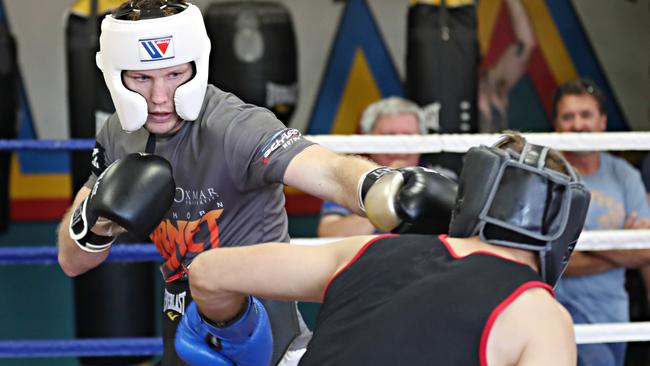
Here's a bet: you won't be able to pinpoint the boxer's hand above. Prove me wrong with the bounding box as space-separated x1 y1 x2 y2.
175 297 273 366
69 153 175 253
360 166 457 234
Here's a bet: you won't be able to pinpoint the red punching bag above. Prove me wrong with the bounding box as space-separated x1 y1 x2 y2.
205 1 298 125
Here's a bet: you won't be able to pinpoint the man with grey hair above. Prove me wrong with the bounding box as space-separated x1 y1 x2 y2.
318 97 426 237
359 97 426 135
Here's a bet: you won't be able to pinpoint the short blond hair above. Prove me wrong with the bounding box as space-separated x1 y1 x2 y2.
496 130 572 176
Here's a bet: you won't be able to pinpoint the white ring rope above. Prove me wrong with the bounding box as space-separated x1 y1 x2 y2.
576 230 650 251
305 131 650 153
575 322 650 344
291 230 650 251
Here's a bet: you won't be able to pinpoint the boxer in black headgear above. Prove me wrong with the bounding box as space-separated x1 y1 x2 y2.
175 131 589 366
449 133 590 287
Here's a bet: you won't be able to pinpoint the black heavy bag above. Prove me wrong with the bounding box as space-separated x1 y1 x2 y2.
205 1 298 125
66 10 114 194
74 252 154 366
406 1 479 133
406 1 480 178
66 6 154 366
0 23 18 233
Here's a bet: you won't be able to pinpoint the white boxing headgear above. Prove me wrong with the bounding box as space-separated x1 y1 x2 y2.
96 3 211 132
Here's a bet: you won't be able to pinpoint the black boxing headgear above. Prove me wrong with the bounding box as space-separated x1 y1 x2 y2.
449 136 590 287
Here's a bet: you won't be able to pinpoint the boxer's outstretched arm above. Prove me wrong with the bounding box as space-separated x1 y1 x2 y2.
188 235 375 323
285 145 457 233
284 144 377 216
57 187 110 277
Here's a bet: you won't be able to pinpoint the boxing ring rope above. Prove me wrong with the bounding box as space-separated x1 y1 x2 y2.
307 131 650 153
1 132 649 358
2 131 650 153
3 230 650 266
1 323 649 358
0 338 163 358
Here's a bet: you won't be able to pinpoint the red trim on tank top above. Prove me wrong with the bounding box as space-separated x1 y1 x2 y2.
321 234 398 302
438 234 531 267
478 281 554 366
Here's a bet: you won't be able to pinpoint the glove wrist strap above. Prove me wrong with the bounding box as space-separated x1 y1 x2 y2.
357 166 393 212
73 231 116 253
204 296 251 329
69 199 116 253
202 296 259 341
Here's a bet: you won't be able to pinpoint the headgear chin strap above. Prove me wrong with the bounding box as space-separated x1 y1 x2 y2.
96 3 211 132
449 136 590 287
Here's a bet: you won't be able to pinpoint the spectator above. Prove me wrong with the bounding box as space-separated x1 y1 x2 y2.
551 78 650 366
317 97 424 237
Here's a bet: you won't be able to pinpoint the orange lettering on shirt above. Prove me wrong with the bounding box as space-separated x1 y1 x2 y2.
151 209 224 278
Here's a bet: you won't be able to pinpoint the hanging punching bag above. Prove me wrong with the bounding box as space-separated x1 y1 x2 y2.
0 23 18 233
66 2 154 365
406 0 479 133
406 0 479 178
205 1 298 125
67 1 115 194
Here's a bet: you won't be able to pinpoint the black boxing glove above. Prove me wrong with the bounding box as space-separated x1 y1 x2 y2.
69 153 175 252
360 166 458 234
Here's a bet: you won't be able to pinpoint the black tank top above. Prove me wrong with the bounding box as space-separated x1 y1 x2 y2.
299 234 550 366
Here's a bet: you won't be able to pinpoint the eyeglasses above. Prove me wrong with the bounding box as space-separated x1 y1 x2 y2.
113 0 189 20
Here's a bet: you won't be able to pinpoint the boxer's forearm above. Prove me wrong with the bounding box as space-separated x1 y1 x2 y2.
193 288 248 325
563 251 617 276
57 204 109 277
57 187 109 277
284 145 377 216
188 238 371 321
591 249 650 269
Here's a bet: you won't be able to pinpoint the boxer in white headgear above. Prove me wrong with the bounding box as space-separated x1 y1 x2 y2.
95 0 210 132
58 3 462 366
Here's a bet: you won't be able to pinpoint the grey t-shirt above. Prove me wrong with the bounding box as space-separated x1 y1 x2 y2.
87 85 314 281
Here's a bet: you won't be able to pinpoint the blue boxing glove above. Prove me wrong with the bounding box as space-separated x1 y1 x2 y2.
175 297 273 366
